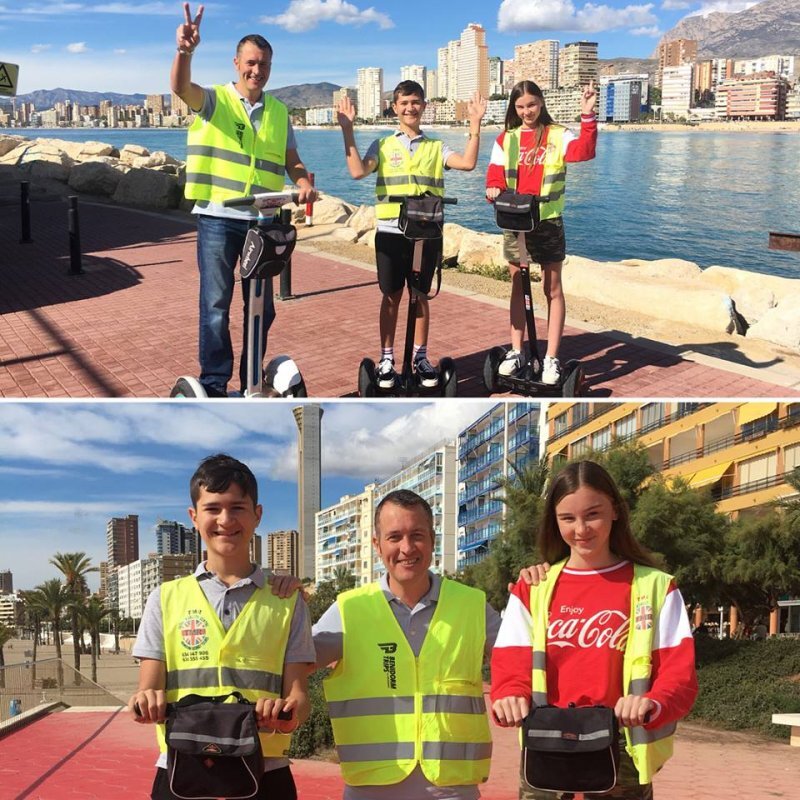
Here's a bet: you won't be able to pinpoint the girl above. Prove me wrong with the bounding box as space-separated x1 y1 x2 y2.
490 461 697 800
486 81 597 385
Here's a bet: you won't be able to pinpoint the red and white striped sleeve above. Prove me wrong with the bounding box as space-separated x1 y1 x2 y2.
490 578 534 705
644 582 698 728
485 131 508 191
563 114 597 163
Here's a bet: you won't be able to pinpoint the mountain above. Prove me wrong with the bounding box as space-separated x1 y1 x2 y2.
599 57 658 81
3 82 343 110
655 0 800 59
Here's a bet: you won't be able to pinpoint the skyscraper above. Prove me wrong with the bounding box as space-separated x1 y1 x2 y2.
0 569 13 594
657 39 697 88
268 530 299 575
106 514 139 570
456 23 488 101
293 404 323 580
514 40 559 90
155 518 199 560
357 67 384 121
559 41 598 88
400 65 427 87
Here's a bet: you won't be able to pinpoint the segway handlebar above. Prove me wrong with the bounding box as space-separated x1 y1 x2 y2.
386 195 457 205
223 191 302 210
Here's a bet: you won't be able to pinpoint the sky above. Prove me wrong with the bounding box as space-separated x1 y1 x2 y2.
1 0 762 95
0 399 511 593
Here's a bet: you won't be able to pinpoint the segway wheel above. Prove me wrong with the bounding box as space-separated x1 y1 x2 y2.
439 357 458 398
358 358 377 398
483 347 505 394
170 376 207 398
561 363 584 398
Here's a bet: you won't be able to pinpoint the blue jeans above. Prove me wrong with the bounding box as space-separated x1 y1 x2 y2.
196 215 276 395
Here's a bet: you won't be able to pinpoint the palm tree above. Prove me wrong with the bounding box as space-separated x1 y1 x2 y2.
0 621 14 689
109 607 121 654
19 589 46 687
50 552 97 680
79 597 110 683
36 578 71 689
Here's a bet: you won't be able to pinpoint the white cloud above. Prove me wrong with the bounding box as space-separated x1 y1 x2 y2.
114 48 127 54
497 0 658 33
262 0 394 33
30 43 53 53
66 42 89 53
631 25 662 35
689 0 758 14
661 0 691 8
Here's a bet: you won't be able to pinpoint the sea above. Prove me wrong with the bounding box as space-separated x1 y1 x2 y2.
5 126 800 279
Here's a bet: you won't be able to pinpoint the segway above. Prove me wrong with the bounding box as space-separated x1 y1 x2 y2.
171 191 308 398
483 191 584 397
358 193 458 398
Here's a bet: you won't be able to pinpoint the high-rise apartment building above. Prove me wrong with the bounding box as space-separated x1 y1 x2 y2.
249 533 262 567
332 86 356 109
400 65 427 87
357 67 384 121
268 530 299 575
0 569 12 594
598 77 644 122
457 403 541 569
661 64 694 118
657 38 697 87
426 69 438 100
116 553 195 618
559 41 598 88
171 92 189 117
456 23 489 101
514 40 559 90
488 56 504 96
155 518 199 561
146 94 165 114
542 86 583 123
293 404 323 580
716 73 788 120
106 514 139 570
734 55 796 81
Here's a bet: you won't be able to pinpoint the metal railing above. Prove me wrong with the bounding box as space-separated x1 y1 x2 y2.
0 658 122 724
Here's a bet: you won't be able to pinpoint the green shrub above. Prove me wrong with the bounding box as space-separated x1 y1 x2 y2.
690 637 800 738
288 669 335 759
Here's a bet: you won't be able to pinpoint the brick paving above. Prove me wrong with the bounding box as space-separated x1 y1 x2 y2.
2 707 798 799
1 200 797 399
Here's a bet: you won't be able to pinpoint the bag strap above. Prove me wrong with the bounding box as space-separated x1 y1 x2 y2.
170 691 253 711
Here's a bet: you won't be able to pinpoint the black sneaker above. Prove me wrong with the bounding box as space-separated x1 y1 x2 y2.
414 356 439 388
376 357 397 389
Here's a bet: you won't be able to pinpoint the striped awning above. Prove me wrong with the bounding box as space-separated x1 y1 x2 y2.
689 462 732 487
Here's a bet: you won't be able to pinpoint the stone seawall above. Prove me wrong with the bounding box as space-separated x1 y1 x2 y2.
2 133 798 352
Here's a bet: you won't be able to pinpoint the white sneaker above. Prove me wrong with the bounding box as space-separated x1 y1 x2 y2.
541 356 562 386
376 357 397 389
498 349 522 377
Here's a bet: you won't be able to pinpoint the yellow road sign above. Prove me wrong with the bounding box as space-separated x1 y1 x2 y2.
0 62 20 96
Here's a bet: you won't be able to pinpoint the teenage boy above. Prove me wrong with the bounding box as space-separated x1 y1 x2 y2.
172 4 317 397
337 82 487 390
128 454 314 800
313 490 502 800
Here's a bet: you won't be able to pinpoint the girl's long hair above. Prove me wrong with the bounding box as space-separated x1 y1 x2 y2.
505 80 555 131
537 460 660 567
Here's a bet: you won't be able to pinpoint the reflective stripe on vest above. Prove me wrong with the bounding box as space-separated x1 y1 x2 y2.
502 126 567 221
158 574 296 758
375 136 444 220
529 560 675 785
323 578 491 787
184 85 288 202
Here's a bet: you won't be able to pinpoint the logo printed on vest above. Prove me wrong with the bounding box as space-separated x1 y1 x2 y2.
179 614 209 650
378 642 398 688
234 122 246 148
388 151 404 169
635 598 653 631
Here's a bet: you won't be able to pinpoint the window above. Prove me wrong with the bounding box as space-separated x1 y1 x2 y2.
615 413 636 440
592 426 611 451
741 412 778 441
641 403 665 431
573 436 590 457
738 452 777 486
554 412 568 437
572 404 589 426
677 402 699 417
784 443 800 472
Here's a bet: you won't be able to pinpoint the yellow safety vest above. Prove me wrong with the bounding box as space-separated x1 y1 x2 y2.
185 84 288 202
529 559 676 785
158 573 297 758
502 126 567 220
323 578 492 787
375 135 444 220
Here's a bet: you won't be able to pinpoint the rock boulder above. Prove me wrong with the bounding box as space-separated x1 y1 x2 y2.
112 167 181 209
68 160 124 197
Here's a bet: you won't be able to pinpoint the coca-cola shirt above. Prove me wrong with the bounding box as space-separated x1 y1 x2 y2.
491 560 698 729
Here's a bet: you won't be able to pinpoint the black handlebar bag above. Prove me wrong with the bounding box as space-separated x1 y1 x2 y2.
494 190 540 232
165 692 264 800
399 194 445 240
240 221 297 279
522 704 620 795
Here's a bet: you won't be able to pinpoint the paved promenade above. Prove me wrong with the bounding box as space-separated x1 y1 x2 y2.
2 706 798 799
1 200 796 399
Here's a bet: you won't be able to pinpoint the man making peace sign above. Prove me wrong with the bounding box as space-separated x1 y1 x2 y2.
171 3 317 398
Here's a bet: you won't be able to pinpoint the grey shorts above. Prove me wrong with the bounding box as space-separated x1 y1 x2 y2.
503 218 566 265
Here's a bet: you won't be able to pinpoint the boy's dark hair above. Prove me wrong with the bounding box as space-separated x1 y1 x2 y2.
375 489 434 539
190 454 259 508
538 460 659 567
237 34 273 58
393 80 425 104
505 80 555 130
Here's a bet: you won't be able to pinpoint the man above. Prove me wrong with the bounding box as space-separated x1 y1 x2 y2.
313 489 501 800
172 4 316 397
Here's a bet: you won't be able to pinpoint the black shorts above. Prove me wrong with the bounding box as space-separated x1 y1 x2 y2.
151 765 297 800
375 230 442 295
502 217 566 265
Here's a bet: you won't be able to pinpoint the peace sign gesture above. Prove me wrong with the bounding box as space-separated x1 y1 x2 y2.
176 2 204 52
581 79 597 115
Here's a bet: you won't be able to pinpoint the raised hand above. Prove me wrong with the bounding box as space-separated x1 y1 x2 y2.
468 91 488 125
337 96 356 129
581 78 596 115
177 2 204 52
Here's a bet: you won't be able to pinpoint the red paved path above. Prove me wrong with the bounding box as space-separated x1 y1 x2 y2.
1 201 795 399
2 708 798 799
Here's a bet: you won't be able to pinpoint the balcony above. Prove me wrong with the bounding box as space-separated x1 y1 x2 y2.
711 468 796 502
458 499 504 526
459 418 505 459
459 446 503 481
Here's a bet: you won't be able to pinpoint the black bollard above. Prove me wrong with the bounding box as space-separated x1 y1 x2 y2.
20 181 32 244
277 207 293 300
68 195 84 275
